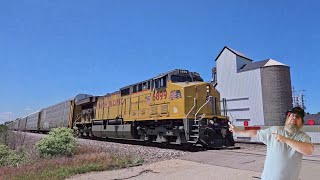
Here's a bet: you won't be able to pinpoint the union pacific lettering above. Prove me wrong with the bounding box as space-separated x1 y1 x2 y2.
98 99 125 108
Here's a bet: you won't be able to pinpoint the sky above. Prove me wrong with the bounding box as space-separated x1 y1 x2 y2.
1 0 319 124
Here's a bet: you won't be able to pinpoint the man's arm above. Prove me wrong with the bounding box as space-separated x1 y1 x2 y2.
228 122 258 138
272 133 314 155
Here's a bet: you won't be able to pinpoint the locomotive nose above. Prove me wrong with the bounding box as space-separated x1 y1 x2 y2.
198 119 235 148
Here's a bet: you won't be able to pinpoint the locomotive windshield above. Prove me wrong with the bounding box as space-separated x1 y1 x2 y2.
171 75 192 82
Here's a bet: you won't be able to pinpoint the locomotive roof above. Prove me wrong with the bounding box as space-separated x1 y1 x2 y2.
120 69 194 90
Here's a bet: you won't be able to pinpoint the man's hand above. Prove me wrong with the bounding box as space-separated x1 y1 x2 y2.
228 122 239 134
228 122 258 137
272 133 286 143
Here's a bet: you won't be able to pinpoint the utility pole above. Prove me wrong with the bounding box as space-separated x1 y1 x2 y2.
292 86 306 110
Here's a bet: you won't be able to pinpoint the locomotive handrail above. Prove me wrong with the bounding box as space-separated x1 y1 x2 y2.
194 96 212 122
74 114 83 123
184 97 196 141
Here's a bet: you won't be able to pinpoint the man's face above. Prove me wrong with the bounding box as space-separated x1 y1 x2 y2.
285 113 303 133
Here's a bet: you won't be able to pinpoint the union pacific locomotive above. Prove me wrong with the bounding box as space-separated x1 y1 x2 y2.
8 69 235 148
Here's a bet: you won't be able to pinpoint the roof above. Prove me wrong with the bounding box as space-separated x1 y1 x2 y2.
238 59 289 72
264 59 287 67
215 46 252 61
238 60 269 72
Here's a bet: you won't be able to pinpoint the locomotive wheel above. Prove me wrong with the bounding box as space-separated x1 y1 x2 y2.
73 127 82 137
73 129 78 137
182 143 191 148
163 136 172 145
146 135 155 143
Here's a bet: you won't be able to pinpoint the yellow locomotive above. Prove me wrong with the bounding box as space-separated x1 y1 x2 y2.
74 69 234 147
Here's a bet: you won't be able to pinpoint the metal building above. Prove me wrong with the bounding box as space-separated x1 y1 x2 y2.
213 46 293 127
304 114 320 125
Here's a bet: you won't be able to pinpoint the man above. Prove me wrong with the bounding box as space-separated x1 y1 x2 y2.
228 107 314 180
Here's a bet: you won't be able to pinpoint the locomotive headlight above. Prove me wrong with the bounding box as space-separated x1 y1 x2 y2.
206 85 210 93
209 120 214 124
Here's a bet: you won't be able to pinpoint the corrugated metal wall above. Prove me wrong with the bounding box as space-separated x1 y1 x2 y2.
216 49 265 126
18 117 27 131
39 100 71 131
261 66 293 125
306 132 320 143
26 111 40 131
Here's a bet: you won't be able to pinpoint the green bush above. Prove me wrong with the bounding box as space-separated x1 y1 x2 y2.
0 144 11 166
0 144 25 166
0 124 8 132
36 127 77 157
0 124 9 145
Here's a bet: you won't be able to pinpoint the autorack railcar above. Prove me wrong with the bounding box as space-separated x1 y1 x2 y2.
25 111 41 132
13 118 20 131
10 94 92 132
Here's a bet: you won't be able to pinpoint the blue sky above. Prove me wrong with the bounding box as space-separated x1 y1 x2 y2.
1 0 319 123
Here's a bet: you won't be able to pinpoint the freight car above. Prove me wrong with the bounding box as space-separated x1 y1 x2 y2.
9 69 235 148
8 94 93 132
25 111 40 132
38 95 90 132
13 118 20 131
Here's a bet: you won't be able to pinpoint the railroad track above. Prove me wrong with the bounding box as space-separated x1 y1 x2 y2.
80 135 213 152
16 130 239 152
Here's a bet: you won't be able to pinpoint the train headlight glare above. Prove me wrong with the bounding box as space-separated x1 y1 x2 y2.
209 120 214 124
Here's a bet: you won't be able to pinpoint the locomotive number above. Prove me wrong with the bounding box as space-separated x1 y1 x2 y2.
153 91 167 101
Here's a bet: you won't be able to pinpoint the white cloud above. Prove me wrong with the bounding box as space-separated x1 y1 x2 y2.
0 112 12 115
24 107 33 111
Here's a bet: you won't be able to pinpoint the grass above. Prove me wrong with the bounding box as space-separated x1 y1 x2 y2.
0 145 144 180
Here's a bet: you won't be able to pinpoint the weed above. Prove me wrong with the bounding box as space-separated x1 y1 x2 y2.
1 145 144 180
